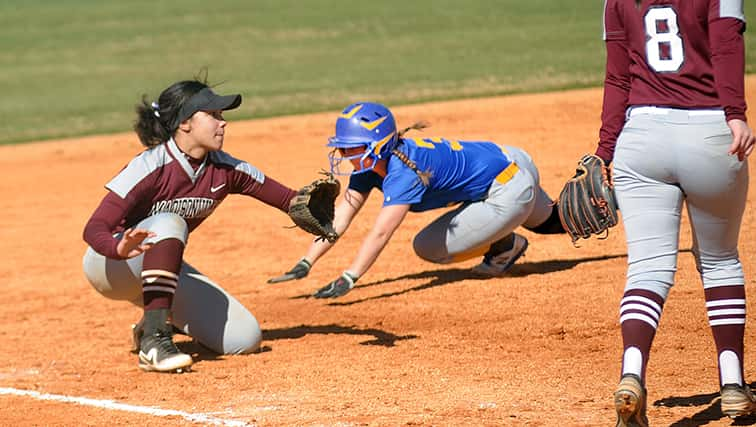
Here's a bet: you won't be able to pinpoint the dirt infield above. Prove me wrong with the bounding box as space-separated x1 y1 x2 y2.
2 80 756 426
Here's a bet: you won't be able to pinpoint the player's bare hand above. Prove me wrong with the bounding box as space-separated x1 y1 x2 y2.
727 119 755 161
116 228 156 259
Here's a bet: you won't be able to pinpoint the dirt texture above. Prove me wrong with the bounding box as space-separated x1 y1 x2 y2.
1 80 756 426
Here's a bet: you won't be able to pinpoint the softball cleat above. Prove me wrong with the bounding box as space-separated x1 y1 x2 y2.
472 233 528 277
720 383 756 419
614 374 648 427
138 331 193 373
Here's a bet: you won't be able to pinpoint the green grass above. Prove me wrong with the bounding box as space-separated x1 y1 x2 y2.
1 1 754 144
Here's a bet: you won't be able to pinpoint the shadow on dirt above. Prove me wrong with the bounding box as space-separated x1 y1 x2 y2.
654 381 756 426
175 340 225 365
129 328 225 367
263 324 417 347
508 252 628 277
301 252 629 306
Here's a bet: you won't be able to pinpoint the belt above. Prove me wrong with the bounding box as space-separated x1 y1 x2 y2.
495 162 519 185
627 106 724 118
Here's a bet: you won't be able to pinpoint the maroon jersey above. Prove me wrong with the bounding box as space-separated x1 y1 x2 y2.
597 0 747 162
83 138 297 258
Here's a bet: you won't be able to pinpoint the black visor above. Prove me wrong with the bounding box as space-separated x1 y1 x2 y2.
173 87 242 128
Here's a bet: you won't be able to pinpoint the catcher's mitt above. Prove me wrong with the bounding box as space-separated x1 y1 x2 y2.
557 154 618 244
288 172 340 243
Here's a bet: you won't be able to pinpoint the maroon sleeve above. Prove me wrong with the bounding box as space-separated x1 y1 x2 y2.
82 191 130 259
596 39 631 164
233 170 298 213
709 17 747 122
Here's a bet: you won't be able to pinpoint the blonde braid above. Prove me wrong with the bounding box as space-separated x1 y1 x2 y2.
398 120 430 137
390 148 432 187
392 120 432 187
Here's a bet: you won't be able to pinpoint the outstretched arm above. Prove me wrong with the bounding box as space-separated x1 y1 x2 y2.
312 203 409 298
345 203 410 277
303 188 369 264
268 188 369 283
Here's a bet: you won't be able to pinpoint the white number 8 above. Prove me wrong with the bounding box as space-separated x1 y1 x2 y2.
644 7 684 72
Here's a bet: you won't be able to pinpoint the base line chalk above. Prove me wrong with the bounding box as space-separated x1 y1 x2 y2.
0 387 253 426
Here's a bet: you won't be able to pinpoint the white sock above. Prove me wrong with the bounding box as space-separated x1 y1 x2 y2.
719 350 743 386
622 347 643 378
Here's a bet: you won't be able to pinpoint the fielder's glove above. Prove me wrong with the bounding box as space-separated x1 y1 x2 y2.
288 172 340 243
267 259 312 284
313 271 358 299
557 154 619 244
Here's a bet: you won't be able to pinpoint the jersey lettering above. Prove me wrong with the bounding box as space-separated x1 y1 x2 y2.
149 197 218 218
644 7 684 73
411 137 464 151
411 137 436 149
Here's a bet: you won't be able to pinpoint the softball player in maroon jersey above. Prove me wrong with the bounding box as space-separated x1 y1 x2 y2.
598 0 755 424
82 78 298 372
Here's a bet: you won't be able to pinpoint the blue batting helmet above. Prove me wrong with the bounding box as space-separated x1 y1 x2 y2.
327 102 398 175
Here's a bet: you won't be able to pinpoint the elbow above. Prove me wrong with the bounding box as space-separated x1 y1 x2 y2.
605 74 630 92
82 220 94 245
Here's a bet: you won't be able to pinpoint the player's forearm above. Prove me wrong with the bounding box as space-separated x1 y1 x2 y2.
710 18 747 122
303 239 335 265
82 192 130 259
346 204 407 277
347 228 394 277
303 191 362 265
245 175 299 213
83 217 122 259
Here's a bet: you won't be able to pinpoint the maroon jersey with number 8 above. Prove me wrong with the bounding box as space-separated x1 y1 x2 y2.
598 0 747 162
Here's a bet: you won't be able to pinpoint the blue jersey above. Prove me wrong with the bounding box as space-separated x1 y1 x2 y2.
348 137 513 212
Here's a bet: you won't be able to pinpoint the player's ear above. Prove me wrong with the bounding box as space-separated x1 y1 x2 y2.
178 117 192 133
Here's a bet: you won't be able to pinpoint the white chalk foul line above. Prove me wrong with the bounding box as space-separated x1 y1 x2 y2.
0 387 253 427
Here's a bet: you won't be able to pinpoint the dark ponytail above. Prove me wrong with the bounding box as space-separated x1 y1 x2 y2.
133 78 209 147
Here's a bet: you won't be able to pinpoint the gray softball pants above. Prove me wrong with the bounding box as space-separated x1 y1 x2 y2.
613 107 748 299
413 145 553 263
82 212 262 355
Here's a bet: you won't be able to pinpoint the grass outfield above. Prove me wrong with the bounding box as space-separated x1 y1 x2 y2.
1 1 754 145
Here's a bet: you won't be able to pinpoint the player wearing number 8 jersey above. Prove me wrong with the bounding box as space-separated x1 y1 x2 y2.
268 102 566 296
598 0 755 425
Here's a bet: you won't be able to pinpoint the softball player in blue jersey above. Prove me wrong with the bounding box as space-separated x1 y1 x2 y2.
269 102 566 297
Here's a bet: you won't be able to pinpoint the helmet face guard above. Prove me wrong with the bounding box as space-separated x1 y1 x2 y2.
327 102 398 176
327 146 375 176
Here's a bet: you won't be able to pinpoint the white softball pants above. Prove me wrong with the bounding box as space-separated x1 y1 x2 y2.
412 146 553 263
82 212 262 355
612 107 748 299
